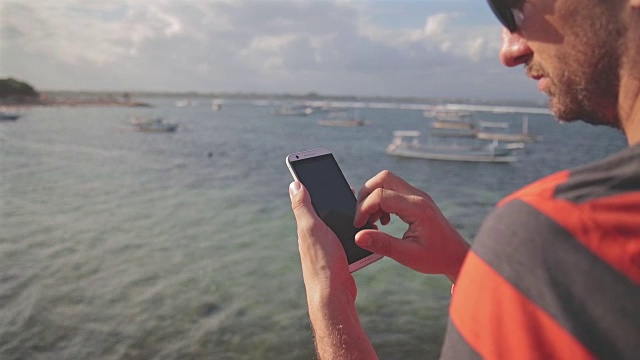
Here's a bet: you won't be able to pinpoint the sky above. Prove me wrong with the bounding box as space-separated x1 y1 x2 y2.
0 0 545 101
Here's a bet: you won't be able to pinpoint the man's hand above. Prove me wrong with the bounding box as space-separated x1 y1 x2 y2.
289 181 357 301
354 171 469 283
289 181 378 359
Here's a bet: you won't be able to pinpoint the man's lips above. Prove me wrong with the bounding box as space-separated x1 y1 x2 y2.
531 74 550 93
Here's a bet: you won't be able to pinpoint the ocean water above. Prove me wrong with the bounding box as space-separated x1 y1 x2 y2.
0 99 627 359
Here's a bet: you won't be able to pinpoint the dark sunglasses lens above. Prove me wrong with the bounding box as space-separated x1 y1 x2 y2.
486 0 517 32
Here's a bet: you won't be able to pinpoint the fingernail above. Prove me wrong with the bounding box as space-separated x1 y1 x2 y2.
289 181 301 198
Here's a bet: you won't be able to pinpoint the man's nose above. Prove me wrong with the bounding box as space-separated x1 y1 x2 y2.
499 28 533 67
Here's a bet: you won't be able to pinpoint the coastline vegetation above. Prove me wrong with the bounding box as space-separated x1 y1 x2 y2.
0 78 39 103
0 77 548 109
0 77 152 108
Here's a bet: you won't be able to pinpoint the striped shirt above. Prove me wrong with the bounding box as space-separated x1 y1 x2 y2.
441 144 640 359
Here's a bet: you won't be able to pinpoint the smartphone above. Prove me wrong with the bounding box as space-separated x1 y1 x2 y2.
286 148 383 272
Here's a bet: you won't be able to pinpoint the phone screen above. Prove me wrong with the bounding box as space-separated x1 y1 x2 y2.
289 153 375 265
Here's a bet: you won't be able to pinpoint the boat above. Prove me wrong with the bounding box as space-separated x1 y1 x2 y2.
428 113 540 143
425 108 475 132
475 116 540 142
476 120 509 129
476 131 539 142
386 130 519 163
423 108 473 121
317 110 371 127
317 119 371 127
212 99 223 111
131 117 178 132
176 99 196 107
430 128 476 138
0 111 21 121
272 104 313 116
432 120 474 130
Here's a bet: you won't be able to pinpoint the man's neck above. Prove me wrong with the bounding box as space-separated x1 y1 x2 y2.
620 4 640 146
624 98 640 146
618 63 640 146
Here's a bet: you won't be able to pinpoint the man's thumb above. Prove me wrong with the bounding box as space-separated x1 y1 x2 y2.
355 230 398 257
289 182 316 220
289 181 301 199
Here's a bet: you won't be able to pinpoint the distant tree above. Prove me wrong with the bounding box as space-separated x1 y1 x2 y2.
0 78 39 98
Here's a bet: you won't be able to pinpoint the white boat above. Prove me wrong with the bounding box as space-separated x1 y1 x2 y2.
386 130 519 163
476 120 509 129
425 108 475 134
272 105 313 116
430 114 540 143
317 110 371 127
430 128 477 138
131 117 178 132
423 108 473 121
475 116 540 142
432 120 474 130
211 99 223 111
176 99 196 107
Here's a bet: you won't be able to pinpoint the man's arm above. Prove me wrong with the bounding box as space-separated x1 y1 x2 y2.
306 287 377 360
289 169 470 358
290 181 378 359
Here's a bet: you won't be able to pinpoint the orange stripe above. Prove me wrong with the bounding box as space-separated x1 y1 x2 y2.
497 170 570 207
498 170 640 285
451 252 594 360
521 191 640 285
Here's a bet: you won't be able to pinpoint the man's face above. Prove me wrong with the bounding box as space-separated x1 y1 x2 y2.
517 0 622 127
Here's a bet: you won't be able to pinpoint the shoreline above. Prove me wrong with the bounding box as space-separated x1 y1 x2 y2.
0 100 153 109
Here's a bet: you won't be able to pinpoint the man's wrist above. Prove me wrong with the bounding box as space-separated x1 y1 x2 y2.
306 284 355 309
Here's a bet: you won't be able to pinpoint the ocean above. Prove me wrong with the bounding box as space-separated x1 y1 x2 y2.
0 99 627 359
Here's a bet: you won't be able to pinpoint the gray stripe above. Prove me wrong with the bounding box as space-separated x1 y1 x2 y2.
473 200 640 359
555 145 640 203
440 319 481 360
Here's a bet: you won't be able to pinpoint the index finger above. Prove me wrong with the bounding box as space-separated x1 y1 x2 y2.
357 170 420 205
354 187 425 227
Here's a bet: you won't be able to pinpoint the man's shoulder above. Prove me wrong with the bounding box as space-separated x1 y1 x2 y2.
452 194 640 360
497 169 569 208
477 144 640 285
472 144 640 290
500 144 640 208
453 146 640 358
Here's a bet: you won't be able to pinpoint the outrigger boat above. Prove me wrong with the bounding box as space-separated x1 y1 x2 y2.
386 131 522 163
131 117 178 132
475 116 540 142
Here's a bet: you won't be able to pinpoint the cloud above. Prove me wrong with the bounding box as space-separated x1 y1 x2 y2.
424 12 454 37
0 0 542 100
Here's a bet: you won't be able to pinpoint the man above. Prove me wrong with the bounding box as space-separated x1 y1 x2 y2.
289 0 640 358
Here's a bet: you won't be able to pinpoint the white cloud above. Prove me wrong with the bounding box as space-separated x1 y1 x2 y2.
245 34 299 53
0 0 541 100
465 37 486 61
424 12 454 37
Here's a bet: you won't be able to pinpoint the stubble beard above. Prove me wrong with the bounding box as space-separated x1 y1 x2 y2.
533 13 622 128
548 52 620 128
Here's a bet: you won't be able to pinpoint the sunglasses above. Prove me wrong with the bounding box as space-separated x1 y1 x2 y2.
486 0 523 33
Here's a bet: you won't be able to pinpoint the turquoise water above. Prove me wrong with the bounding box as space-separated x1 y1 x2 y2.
0 99 627 359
